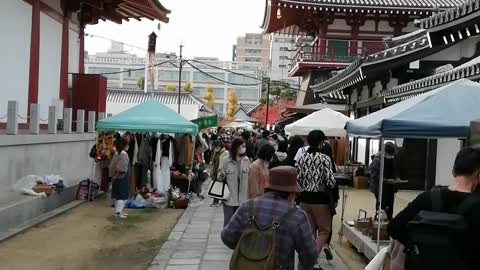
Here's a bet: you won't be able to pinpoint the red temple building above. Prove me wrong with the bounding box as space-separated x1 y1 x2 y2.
1 0 170 125
262 0 459 109
262 0 480 190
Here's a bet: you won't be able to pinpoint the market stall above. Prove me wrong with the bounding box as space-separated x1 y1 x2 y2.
223 120 255 130
343 79 480 258
284 108 351 166
284 108 350 137
97 99 198 208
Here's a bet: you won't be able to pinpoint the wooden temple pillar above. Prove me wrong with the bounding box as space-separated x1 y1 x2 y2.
390 15 409 37
347 15 365 57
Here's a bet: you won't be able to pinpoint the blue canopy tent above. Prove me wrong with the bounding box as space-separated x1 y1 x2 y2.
97 99 198 134
346 79 480 139
345 79 480 251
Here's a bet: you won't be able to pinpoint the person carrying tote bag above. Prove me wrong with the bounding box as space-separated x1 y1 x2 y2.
208 140 229 206
218 137 251 227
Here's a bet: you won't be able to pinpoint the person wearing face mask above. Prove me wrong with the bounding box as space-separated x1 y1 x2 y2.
210 140 229 207
218 137 251 226
369 142 399 220
248 144 275 199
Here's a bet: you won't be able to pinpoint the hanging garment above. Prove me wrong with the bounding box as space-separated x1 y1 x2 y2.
169 140 174 167
137 134 152 167
185 135 193 167
132 137 139 164
160 156 171 192
153 139 162 191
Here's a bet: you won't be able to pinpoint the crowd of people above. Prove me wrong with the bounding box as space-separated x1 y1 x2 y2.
105 125 480 270
205 126 480 270
196 126 339 270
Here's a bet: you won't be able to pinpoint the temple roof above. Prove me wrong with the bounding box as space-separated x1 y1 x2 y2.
78 0 171 25
107 89 202 106
311 31 431 93
312 0 480 95
262 0 460 35
279 0 460 9
419 0 480 29
383 60 480 103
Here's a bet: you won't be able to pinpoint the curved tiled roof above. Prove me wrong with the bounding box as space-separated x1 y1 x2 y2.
279 0 461 9
384 62 480 103
419 0 480 29
107 89 200 105
262 0 455 33
310 59 364 93
324 90 348 101
311 32 431 93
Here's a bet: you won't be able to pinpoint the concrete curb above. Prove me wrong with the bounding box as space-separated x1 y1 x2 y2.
0 199 86 243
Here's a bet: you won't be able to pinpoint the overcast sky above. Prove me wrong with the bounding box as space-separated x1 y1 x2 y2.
85 0 266 60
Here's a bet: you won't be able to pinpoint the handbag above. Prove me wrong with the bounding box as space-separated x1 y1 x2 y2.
207 180 230 200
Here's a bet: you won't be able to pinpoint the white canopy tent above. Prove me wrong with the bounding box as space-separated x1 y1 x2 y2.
284 108 350 137
223 120 255 130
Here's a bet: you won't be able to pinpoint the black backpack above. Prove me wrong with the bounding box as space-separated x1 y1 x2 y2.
405 189 480 270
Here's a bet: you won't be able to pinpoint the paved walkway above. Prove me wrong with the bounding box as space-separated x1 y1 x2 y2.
149 198 349 270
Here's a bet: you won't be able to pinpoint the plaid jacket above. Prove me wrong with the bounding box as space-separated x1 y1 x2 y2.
221 192 319 270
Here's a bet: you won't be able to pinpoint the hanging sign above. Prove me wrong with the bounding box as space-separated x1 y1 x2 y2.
191 115 218 130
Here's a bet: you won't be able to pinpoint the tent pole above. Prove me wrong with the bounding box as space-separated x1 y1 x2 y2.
424 138 430 191
377 138 386 252
338 135 350 243
188 135 196 194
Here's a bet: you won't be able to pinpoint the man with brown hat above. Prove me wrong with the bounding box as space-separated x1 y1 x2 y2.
221 166 319 270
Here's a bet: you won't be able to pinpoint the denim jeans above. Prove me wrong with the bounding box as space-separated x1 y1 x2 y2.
223 205 239 227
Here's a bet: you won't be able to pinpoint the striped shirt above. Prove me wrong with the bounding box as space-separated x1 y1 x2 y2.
221 192 319 269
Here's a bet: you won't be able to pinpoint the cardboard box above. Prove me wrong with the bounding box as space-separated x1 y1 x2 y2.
354 218 372 235
32 184 53 195
371 222 389 241
354 176 369 189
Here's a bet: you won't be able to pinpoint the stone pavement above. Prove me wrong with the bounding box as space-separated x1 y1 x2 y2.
149 198 349 270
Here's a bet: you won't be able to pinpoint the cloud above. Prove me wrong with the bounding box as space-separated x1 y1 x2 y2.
85 0 266 61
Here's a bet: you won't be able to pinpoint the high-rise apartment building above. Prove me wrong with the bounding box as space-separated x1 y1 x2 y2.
232 33 271 72
270 35 297 85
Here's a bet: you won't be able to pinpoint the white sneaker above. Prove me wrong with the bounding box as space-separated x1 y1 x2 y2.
115 212 128 219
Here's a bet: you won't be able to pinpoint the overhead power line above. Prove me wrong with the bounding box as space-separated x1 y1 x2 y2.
188 59 263 81
74 59 177 76
185 60 263 87
85 33 148 52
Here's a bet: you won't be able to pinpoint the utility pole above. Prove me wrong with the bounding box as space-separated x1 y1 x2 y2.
148 32 157 98
265 77 270 129
178 44 183 114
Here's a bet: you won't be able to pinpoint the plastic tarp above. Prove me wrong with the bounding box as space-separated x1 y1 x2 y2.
285 108 350 137
97 99 198 134
346 79 480 139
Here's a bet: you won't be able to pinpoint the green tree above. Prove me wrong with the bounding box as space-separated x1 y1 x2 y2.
136 77 145 90
260 80 297 104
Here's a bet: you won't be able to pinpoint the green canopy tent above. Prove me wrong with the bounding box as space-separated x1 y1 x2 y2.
97 99 198 134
